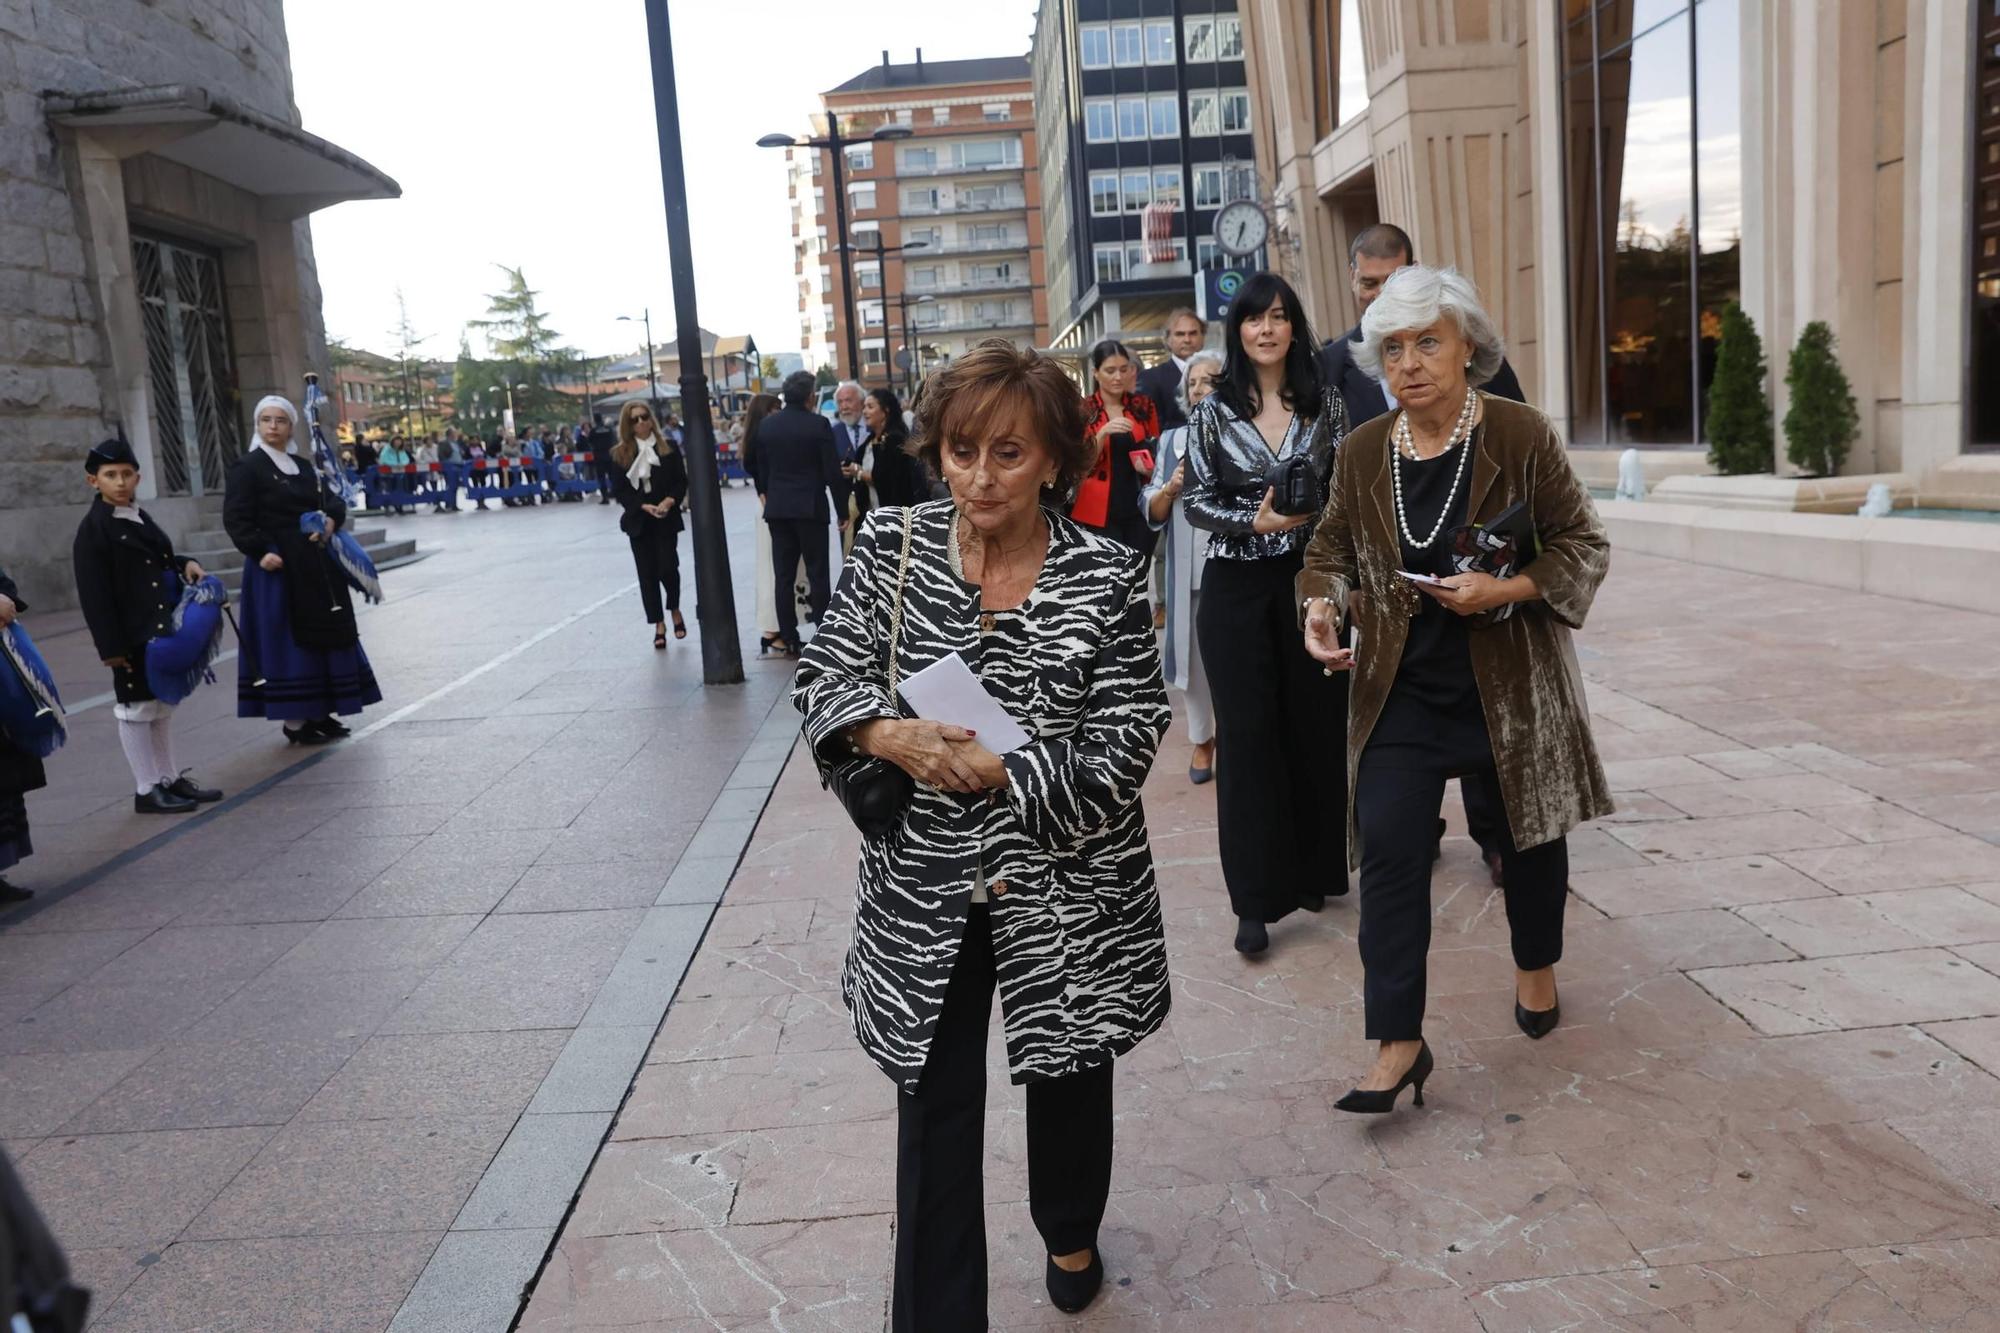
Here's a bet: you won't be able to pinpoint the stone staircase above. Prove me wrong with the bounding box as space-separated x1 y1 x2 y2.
179 495 424 594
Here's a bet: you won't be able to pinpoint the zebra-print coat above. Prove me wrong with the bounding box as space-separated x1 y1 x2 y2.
794 501 1173 1092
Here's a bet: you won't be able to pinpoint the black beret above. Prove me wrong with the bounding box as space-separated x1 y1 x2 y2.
86 438 139 473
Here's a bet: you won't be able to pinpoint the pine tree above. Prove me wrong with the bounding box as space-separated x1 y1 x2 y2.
1704 301 1774 475
467 266 576 429
1782 320 1859 477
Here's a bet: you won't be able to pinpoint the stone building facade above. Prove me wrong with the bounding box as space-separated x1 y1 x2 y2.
1238 0 1994 505
0 0 396 608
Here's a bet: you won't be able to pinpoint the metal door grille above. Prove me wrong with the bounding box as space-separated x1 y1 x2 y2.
133 234 241 494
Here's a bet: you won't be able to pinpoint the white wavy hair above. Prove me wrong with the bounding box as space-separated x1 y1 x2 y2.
1354 265 1506 387
1176 348 1225 416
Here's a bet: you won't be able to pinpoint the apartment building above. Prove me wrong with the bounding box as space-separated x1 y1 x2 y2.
788 52 1050 388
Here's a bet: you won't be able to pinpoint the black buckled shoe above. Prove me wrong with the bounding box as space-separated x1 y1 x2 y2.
135 782 198 814
0 877 31 905
308 716 352 739
167 772 223 804
1045 1248 1104 1315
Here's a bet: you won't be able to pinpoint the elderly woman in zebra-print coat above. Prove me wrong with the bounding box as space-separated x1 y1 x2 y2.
795 340 1172 1330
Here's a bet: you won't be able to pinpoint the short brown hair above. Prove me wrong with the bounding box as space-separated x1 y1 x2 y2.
913 339 1091 495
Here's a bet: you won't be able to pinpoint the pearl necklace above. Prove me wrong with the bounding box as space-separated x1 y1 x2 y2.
1390 390 1478 550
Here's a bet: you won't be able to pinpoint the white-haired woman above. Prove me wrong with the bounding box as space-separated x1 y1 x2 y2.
1139 347 1223 783
1299 266 1612 1113
224 395 382 744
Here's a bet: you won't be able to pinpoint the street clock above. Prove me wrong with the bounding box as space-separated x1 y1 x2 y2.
1214 199 1270 258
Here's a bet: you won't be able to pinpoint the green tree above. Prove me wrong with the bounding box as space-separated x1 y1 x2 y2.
1704 302 1774 476
1782 320 1859 477
466 265 577 428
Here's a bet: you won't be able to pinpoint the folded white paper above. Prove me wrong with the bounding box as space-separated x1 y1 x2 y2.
1394 569 1450 587
897 651 1031 753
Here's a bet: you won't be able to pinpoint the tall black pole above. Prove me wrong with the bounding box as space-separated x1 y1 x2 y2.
824 113 862 380
643 307 660 407
643 0 744 684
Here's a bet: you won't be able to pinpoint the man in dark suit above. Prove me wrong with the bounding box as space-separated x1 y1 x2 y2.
588 413 617 504
1317 222 1524 885
755 371 849 651
1137 307 1208 431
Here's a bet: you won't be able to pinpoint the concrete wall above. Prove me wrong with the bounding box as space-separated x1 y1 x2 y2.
0 0 327 609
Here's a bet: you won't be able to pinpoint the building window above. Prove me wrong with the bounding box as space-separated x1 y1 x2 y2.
1185 16 1216 61
1093 243 1125 283
1192 164 1222 209
904 186 939 212
1560 0 1742 447
1149 94 1179 139
932 106 951 125
969 223 1010 245
1188 92 1219 137
961 139 1009 168
895 109 913 126
857 264 881 291
1079 23 1111 70
1144 19 1176 65
910 267 940 289
1215 15 1244 59
813 188 825 213
1089 171 1120 216
1152 166 1183 210
1335 0 1369 128
1117 97 1148 141
852 224 880 250
1111 21 1143 66
1084 98 1116 143
1196 235 1220 268
983 102 1009 122
1122 169 1151 213
1221 91 1251 133
902 145 937 173
971 261 1014 284
1975 0 2000 446
846 144 872 171
910 226 942 248
848 183 876 211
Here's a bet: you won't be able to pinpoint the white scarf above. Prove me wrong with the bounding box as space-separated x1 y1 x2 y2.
257 441 300 475
626 432 660 488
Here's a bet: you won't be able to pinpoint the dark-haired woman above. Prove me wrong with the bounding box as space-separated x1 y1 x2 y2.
740 392 796 657
852 387 929 509
1072 340 1160 554
1183 273 1349 956
611 399 689 649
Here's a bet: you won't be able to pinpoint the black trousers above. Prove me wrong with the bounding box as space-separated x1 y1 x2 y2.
1356 745 1569 1040
1195 551 1349 922
627 523 681 622
766 518 830 645
894 905 1113 1333
1459 771 1508 859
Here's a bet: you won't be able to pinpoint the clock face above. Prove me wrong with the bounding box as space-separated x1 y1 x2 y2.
1216 201 1268 257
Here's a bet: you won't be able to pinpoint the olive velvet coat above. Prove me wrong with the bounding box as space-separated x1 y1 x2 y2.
1298 394 1614 866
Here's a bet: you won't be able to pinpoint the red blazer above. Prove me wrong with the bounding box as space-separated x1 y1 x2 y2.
1073 392 1160 534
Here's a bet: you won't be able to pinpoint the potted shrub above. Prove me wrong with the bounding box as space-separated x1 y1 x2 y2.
1782 320 1859 477
1704 302 1774 476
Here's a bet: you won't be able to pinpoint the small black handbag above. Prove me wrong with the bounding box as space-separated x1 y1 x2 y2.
1264 425 1338 517
825 510 916 837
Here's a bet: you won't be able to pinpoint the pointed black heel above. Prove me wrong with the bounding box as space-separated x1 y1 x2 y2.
1333 1039 1433 1114
1515 993 1560 1039
1044 1248 1104 1314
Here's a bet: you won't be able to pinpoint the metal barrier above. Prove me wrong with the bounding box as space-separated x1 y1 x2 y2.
362 457 602 510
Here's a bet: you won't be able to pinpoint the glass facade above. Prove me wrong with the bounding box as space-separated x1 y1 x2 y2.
1974 0 2000 448
1560 0 1742 446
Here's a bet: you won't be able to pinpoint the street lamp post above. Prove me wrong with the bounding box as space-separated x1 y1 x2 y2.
618 311 661 407
645 0 743 684
836 234 929 392
889 292 934 396
758 117 912 382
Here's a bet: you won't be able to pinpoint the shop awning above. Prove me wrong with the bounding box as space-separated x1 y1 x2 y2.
44 84 400 217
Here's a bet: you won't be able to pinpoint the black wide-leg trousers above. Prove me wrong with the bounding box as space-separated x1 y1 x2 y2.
627 524 682 622
893 905 1113 1333
1195 550 1349 922
1355 743 1569 1040
766 517 830 646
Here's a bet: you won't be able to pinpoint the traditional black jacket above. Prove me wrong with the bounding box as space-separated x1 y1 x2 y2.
72 500 184 663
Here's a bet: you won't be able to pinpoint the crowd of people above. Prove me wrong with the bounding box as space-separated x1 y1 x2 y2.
339 416 642 512
784 223 1613 1328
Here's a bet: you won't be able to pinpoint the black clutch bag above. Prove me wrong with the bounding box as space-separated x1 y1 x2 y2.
827 509 916 836
1263 422 1338 517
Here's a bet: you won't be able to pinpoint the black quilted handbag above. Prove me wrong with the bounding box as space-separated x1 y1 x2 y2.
826 510 916 837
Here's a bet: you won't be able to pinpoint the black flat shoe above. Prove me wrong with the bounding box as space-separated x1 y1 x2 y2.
0 878 31 905
1515 994 1560 1040
167 773 223 803
1044 1249 1104 1315
1297 889 1325 913
1233 917 1268 955
308 716 351 738
135 782 198 814
1334 1040 1433 1114
283 724 335 746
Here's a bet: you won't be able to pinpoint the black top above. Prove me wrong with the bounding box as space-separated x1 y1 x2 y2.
1315 324 1527 426
864 432 929 509
611 443 689 537
753 406 848 524
72 500 184 662
223 449 345 560
1137 359 1188 432
0 564 47 792
1385 424 1480 720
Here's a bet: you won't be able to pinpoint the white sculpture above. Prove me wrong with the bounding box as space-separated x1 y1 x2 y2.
1614 448 1646 502
1858 483 1893 518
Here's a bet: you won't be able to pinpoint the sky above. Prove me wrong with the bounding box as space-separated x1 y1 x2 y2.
289 0 1040 365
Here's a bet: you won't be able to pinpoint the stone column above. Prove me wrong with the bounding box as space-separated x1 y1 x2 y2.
71 132 161 499
1900 0 1970 475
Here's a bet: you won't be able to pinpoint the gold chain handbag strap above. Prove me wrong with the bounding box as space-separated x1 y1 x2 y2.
885 507 915 698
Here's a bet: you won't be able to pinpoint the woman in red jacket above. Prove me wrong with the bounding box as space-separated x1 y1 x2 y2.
1071 340 1160 554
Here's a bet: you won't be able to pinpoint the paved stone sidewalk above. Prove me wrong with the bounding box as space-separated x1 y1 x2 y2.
0 488 818 1332
520 549 2000 1331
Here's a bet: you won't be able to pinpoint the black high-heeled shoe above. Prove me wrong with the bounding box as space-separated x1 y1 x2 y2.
1515 991 1560 1040
1044 1248 1104 1314
758 634 783 656
653 627 667 651
672 613 687 640
1334 1040 1433 1114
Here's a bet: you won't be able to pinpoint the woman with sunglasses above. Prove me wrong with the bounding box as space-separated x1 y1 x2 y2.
611 400 689 648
